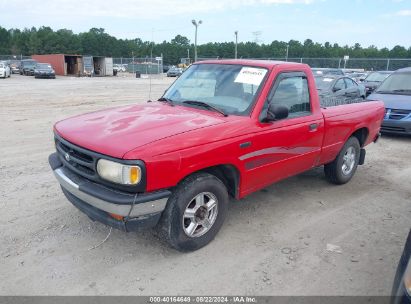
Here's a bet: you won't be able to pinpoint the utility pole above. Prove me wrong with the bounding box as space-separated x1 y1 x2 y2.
286 44 289 61
192 19 202 62
234 31 238 59
132 51 134 73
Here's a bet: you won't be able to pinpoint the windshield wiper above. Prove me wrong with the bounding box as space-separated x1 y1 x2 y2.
182 100 228 117
158 97 174 106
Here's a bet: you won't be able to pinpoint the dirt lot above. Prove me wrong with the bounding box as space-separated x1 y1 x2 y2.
0 74 410 296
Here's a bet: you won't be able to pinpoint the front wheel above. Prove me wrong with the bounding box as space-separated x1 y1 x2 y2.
157 172 229 252
324 137 360 185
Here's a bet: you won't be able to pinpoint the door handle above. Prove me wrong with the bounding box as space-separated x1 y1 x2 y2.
309 123 318 131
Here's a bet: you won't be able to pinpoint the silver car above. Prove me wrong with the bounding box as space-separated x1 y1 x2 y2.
0 62 11 78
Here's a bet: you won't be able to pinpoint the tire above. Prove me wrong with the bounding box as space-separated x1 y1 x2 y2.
157 172 229 252
324 137 361 185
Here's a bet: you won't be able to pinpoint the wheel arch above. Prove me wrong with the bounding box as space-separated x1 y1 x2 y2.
350 127 369 147
178 164 241 199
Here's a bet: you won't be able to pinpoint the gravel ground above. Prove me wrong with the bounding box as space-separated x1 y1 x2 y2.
0 74 410 296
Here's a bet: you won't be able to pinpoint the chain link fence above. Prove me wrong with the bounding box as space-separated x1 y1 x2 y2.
244 57 411 71
0 55 31 62
113 57 163 74
2 54 410 72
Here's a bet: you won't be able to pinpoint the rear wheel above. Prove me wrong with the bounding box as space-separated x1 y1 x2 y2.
324 137 360 185
157 172 229 252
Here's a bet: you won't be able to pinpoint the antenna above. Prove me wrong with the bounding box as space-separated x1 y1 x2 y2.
149 28 154 101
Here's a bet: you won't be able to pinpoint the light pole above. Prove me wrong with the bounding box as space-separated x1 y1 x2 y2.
192 19 202 62
285 44 289 61
234 31 238 59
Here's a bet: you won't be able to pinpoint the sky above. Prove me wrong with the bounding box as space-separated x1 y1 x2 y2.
0 0 410 48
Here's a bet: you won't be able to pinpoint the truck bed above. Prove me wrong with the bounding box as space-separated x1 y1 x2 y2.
318 100 385 165
320 96 371 108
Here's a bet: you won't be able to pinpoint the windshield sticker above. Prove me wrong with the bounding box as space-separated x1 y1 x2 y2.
323 78 334 82
235 67 267 86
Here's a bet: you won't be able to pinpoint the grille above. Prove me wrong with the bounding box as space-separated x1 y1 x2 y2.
55 136 97 179
381 126 406 133
386 108 411 120
54 134 146 193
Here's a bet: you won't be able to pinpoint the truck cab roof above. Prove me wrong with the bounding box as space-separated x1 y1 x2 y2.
195 59 307 69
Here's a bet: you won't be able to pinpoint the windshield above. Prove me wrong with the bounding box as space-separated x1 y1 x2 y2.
312 69 343 76
36 63 51 69
314 77 334 90
365 72 390 82
23 61 36 68
163 63 268 115
375 72 411 94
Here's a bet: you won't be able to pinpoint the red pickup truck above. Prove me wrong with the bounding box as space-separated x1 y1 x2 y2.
49 60 384 251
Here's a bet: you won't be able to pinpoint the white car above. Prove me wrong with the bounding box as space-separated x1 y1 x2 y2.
0 62 11 78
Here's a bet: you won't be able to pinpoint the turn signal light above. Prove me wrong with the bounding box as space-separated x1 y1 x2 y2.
130 166 140 184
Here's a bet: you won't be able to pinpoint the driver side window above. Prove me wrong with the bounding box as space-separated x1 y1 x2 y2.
267 75 311 118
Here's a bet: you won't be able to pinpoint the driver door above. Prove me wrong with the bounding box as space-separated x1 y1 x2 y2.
240 72 324 195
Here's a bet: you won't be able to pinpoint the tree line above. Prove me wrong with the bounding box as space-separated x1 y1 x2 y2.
0 26 410 65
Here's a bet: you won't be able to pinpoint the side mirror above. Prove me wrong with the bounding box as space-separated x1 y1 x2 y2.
266 104 289 121
333 87 340 92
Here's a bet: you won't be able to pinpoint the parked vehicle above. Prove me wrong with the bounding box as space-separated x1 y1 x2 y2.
315 75 366 104
34 63 56 79
8 60 21 74
312 68 345 76
11 65 20 74
391 229 411 304
19 59 37 76
0 62 11 78
362 71 392 96
348 72 368 83
167 66 183 77
113 64 126 72
49 60 384 251
368 68 411 135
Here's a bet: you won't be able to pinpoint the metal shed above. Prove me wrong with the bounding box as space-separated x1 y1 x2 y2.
31 54 83 76
82 56 113 76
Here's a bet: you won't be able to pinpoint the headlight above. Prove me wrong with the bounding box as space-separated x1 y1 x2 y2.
51 70 55 73
96 159 141 185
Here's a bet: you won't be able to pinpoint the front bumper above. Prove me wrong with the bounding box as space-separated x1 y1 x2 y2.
381 119 411 135
49 153 171 231
35 73 55 78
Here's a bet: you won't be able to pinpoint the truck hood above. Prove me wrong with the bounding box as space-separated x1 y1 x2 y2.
54 103 227 158
367 93 411 110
